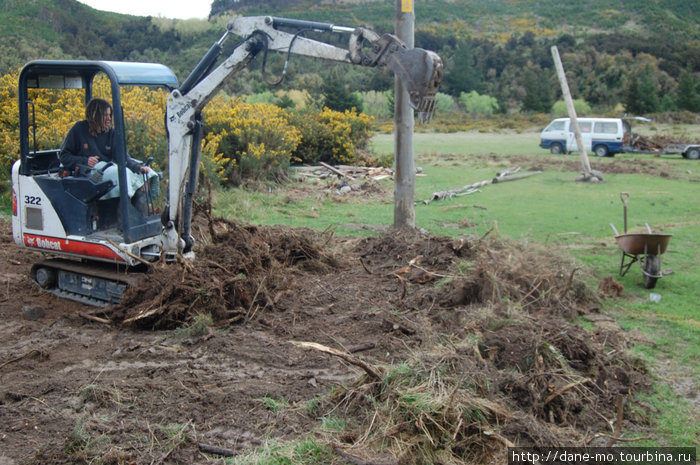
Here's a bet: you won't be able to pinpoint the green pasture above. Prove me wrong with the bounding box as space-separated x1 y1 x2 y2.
215 129 699 446
372 130 544 156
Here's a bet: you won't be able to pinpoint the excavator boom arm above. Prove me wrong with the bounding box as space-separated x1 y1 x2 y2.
165 15 443 256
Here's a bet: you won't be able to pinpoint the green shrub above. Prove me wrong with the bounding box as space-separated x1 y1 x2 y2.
459 91 499 117
435 92 457 113
551 99 592 116
359 90 391 119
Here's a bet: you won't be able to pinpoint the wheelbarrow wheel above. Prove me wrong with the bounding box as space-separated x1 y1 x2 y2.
642 255 661 289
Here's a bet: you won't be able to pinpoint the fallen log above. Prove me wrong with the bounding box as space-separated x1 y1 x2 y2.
320 161 350 179
420 167 542 204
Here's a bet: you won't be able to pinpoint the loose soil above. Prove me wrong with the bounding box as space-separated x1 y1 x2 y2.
0 200 653 464
470 153 695 179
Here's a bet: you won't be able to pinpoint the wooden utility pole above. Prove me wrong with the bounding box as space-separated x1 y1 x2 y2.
551 46 601 182
393 0 416 228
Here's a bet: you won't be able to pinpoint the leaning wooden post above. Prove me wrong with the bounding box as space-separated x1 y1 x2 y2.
551 46 600 182
393 0 416 228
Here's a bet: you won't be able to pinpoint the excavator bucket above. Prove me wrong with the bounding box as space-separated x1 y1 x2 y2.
385 48 443 123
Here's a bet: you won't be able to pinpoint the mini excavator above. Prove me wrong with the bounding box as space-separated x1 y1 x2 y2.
11 16 443 305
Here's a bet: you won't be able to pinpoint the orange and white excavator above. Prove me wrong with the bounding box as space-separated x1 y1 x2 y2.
11 16 443 305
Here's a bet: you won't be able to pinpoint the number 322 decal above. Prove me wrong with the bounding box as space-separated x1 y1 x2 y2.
24 195 42 205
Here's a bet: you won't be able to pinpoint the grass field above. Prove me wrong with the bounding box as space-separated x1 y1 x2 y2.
214 128 700 447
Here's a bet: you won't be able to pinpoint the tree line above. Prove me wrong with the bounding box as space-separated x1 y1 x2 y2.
430 30 700 114
2 0 700 116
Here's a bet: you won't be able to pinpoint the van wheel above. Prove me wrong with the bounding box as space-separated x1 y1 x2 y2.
550 143 564 155
684 147 700 160
594 145 609 157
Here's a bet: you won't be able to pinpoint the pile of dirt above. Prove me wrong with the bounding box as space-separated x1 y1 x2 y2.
308 232 647 464
0 214 650 464
486 153 688 179
104 214 648 463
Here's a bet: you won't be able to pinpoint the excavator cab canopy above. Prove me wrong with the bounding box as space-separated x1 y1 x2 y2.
17 60 178 243
19 60 179 90
18 60 178 174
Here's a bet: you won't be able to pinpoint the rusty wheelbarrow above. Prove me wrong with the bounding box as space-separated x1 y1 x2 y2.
609 192 672 289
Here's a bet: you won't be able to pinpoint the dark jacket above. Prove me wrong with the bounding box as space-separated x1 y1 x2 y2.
59 120 142 173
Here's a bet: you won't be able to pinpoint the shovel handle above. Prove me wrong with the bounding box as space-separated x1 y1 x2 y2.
620 192 630 233
620 192 629 207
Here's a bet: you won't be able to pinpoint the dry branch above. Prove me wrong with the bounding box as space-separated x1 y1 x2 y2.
543 378 592 406
79 312 112 325
106 238 151 265
606 392 628 447
291 341 384 381
292 164 395 181
0 349 41 371
320 161 349 179
420 167 542 204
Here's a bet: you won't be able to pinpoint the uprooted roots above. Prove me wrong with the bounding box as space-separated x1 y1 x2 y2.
108 212 647 463
110 214 338 329
311 233 646 464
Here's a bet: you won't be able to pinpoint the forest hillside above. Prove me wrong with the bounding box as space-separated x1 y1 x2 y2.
2 0 700 113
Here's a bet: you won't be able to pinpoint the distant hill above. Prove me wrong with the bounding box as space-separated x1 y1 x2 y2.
2 0 699 113
209 0 700 41
0 0 190 73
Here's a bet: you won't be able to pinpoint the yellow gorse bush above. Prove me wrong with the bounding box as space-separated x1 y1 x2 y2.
0 69 21 178
290 107 373 166
120 85 169 170
1 69 370 191
202 96 301 186
319 107 373 164
0 69 85 178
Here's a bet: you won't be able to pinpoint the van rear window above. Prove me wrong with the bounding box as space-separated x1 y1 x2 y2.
594 122 619 134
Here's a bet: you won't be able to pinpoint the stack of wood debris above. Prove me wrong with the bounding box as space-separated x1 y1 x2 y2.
628 133 695 152
627 133 665 152
291 162 396 181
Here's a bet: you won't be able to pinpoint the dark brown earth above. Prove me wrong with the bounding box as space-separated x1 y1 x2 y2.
0 196 654 465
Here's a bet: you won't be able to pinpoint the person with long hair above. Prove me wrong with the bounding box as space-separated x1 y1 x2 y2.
59 98 148 175
59 98 156 214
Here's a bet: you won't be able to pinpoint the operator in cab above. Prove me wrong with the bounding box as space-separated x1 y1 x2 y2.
59 98 157 213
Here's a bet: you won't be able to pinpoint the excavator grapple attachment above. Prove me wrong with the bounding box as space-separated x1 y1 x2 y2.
385 48 442 122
